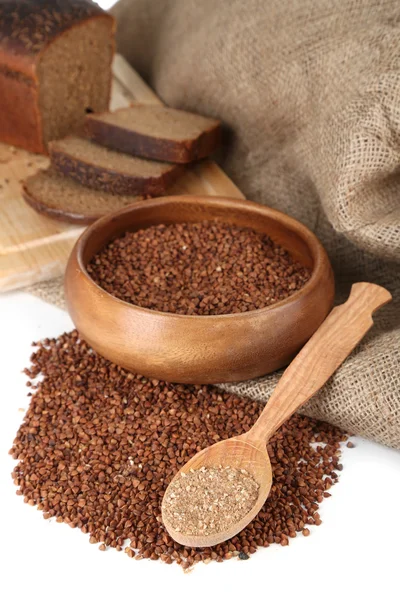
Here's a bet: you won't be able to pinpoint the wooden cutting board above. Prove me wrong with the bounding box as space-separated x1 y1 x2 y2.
0 55 244 292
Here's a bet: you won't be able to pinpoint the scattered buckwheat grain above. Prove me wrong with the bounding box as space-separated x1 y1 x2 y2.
10 331 348 568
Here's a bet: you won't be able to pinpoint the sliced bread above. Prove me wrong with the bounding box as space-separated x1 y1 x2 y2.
48 136 182 195
22 168 143 224
85 105 221 163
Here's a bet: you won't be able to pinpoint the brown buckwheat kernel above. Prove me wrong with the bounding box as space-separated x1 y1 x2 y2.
10 331 347 567
87 221 311 315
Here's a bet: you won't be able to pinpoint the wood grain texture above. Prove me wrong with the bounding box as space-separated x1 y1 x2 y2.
161 282 391 547
0 238 76 292
0 54 243 292
0 147 75 254
64 195 335 384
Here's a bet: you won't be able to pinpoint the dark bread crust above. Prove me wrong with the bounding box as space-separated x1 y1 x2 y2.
0 68 41 153
0 1 109 70
49 143 183 196
0 1 115 153
85 110 222 163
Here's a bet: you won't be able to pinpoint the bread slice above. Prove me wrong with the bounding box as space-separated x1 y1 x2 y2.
85 105 221 163
49 136 182 195
22 168 143 225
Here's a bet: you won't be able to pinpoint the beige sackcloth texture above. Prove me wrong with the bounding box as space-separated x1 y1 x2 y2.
30 0 400 449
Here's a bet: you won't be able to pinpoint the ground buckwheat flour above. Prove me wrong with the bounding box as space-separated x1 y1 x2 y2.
10 331 349 568
87 221 310 315
163 466 260 537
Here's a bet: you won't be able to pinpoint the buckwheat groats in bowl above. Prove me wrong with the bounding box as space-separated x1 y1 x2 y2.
64 196 335 383
86 221 311 316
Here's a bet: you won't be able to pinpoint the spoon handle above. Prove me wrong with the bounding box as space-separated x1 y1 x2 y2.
246 282 391 444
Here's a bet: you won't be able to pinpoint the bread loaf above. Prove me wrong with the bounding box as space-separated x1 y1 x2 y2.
0 1 115 154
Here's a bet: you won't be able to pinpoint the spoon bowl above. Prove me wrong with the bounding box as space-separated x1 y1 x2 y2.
161 435 272 547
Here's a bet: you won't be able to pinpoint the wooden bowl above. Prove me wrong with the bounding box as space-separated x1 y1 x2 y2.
65 195 334 384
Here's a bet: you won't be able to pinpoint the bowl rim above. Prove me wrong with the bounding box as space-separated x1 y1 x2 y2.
71 195 332 321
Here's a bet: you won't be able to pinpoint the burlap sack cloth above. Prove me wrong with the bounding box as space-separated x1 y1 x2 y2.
30 0 400 449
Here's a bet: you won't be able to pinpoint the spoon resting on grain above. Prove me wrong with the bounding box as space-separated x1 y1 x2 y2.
161 282 391 547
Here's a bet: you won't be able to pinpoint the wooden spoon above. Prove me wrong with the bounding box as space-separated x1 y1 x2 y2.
161 282 391 547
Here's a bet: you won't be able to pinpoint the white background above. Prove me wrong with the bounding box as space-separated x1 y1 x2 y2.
1 291 399 600
96 0 118 9
2 0 398 597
